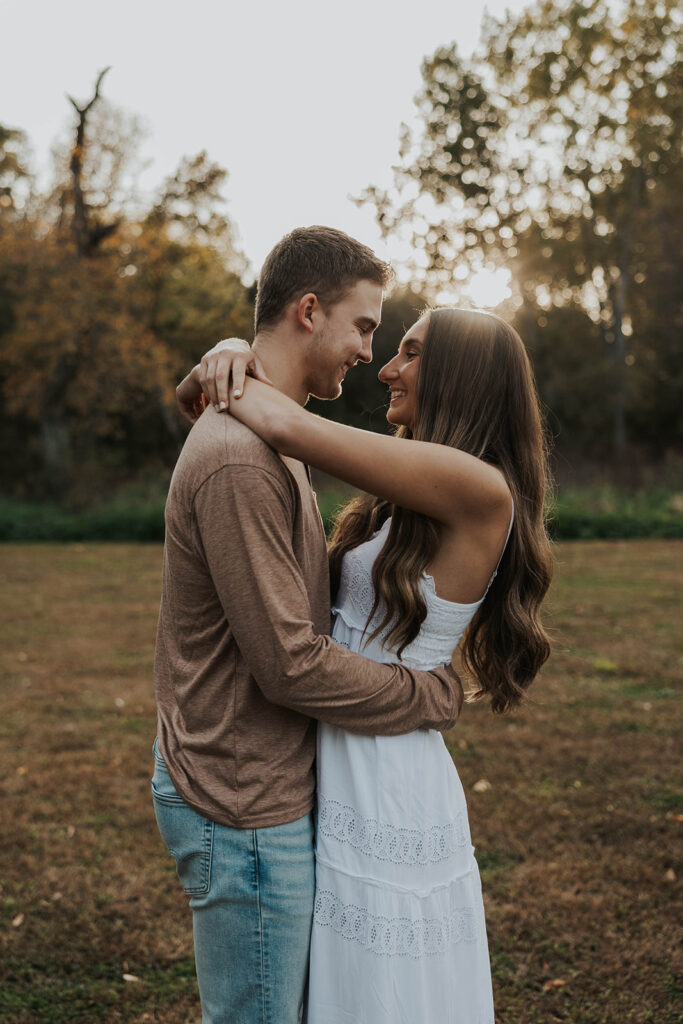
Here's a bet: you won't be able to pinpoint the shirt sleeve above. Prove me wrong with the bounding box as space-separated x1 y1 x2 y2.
192 463 462 735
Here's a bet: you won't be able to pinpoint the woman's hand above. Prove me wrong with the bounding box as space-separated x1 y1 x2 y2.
176 365 206 424
175 338 273 424
200 339 272 411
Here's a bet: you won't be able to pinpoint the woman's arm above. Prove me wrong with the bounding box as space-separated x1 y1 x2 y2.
230 379 511 528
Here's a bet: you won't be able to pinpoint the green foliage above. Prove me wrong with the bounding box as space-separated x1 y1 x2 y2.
0 77 252 502
0 123 30 212
6 484 677 542
546 486 683 539
0 495 167 542
1 44 681 507
359 0 683 462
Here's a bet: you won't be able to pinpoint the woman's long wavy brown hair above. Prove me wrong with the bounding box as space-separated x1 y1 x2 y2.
328 307 553 714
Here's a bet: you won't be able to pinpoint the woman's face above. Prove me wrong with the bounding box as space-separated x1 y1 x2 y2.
378 315 429 431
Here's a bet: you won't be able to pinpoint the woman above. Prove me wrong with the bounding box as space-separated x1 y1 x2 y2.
180 307 552 1023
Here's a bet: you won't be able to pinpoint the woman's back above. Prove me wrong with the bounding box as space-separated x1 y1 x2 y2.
332 517 490 669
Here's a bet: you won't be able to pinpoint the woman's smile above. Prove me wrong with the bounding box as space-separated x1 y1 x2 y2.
378 314 428 428
389 388 408 403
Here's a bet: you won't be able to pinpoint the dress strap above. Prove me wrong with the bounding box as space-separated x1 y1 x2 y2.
484 502 515 595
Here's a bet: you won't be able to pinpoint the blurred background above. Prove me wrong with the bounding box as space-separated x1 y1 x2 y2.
0 0 681 538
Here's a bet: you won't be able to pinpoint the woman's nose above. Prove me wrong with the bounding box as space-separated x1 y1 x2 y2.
378 360 398 381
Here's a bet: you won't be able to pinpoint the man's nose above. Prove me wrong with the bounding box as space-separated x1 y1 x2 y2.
358 336 373 364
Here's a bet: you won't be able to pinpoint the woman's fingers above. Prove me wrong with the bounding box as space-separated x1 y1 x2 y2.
199 354 219 409
213 353 232 409
203 351 252 410
196 342 271 413
230 354 248 399
176 367 203 423
213 351 245 408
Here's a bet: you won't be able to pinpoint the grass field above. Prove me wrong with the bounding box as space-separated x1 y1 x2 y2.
0 540 681 1023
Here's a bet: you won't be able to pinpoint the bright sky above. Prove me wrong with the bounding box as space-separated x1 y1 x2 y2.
3 0 531 277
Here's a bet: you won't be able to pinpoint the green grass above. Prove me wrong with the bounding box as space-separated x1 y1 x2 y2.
0 957 198 1024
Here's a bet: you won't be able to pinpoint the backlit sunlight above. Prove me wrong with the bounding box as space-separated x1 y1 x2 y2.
465 268 512 307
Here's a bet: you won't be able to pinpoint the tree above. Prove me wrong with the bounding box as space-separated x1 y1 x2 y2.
0 74 253 501
358 0 683 464
0 123 31 216
139 151 252 366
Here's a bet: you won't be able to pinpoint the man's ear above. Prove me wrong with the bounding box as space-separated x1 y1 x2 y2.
296 293 320 334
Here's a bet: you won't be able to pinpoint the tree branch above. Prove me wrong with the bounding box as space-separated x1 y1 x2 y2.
67 68 117 257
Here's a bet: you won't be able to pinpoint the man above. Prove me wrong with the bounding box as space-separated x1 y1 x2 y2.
153 226 462 1024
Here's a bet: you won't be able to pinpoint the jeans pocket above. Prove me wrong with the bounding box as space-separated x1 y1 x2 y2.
151 745 214 896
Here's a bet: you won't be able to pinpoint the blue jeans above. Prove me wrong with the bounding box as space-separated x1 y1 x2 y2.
151 740 315 1024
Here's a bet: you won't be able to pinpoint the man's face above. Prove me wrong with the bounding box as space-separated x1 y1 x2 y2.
304 279 383 401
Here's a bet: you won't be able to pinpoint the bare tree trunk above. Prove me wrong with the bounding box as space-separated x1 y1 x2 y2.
611 260 628 463
608 169 641 471
155 385 185 453
41 69 120 494
67 67 120 257
40 336 82 495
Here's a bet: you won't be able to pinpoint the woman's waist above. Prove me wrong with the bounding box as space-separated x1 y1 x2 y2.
330 612 456 670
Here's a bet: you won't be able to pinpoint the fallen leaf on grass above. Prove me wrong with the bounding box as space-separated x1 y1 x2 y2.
16 765 28 776
667 813 683 822
664 868 676 882
11 913 24 928
122 973 140 983
543 978 567 991
593 657 617 673
472 779 491 793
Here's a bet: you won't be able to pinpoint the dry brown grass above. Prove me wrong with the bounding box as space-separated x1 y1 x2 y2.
0 540 681 1023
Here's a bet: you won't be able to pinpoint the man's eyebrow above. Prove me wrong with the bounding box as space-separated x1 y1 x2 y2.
356 316 380 330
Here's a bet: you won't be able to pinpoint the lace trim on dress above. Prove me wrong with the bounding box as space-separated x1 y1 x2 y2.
317 795 470 866
314 889 478 958
346 553 379 620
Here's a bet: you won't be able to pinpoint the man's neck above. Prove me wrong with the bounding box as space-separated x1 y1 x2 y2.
251 331 309 406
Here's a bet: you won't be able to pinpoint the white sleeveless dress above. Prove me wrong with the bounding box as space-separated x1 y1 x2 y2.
306 517 508 1024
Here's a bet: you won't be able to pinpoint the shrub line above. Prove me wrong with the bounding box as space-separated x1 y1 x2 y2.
0 494 681 542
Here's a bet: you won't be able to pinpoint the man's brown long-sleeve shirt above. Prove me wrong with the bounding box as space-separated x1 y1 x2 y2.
154 406 461 828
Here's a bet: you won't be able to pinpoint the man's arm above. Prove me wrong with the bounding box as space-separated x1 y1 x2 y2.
193 463 462 736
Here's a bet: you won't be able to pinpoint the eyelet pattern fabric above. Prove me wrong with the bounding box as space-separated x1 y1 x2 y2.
332 520 484 669
314 889 477 958
317 795 470 866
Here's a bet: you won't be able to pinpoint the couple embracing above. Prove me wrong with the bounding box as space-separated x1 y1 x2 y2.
151 225 552 1023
